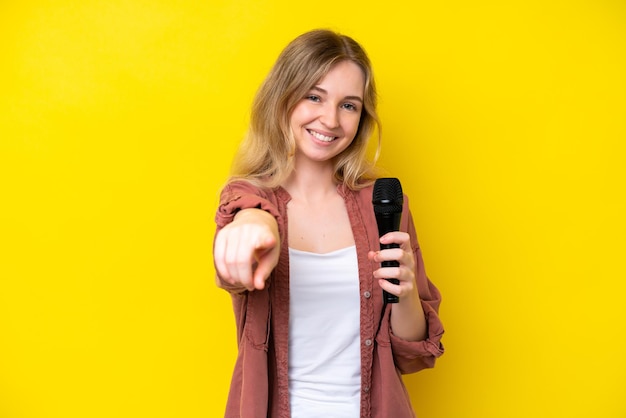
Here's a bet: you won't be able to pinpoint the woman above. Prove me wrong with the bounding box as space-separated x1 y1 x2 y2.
214 29 444 418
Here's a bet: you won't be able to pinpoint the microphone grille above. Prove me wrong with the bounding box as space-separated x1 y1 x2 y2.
372 177 403 214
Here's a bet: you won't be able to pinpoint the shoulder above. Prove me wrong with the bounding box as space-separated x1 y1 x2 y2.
221 179 266 197
339 181 374 199
221 179 291 202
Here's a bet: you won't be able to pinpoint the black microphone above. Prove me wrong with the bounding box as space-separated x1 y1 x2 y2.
372 178 403 304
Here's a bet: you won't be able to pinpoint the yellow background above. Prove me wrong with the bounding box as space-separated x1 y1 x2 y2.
1 1 625 417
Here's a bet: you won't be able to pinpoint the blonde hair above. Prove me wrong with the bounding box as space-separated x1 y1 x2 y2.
230 29 381 190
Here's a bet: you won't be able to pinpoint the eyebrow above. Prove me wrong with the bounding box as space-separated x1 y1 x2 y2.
311 86 363 103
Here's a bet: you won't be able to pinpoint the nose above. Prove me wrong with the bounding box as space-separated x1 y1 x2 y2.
319 104 340 129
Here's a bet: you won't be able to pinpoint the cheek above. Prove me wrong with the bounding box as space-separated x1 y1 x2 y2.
344 114 362 137
290 102 313 125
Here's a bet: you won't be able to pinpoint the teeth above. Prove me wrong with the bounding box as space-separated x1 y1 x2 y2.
308 129 336 142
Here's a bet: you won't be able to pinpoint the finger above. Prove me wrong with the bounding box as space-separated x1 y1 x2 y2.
371 247 405 264
380 231 411 248
213 230 232 282
375 265 416 286
252 261 270 290
378 279 401 297
225 231 255 290
373 265 401 280
254 233 277 252
252 234 279 289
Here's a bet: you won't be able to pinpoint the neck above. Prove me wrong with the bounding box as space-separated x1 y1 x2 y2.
282 159 338 202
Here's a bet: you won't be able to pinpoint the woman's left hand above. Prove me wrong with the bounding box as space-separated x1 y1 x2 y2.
369 231 427 341
367 231 418 301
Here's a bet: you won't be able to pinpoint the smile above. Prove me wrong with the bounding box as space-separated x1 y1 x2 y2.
307 129 337 142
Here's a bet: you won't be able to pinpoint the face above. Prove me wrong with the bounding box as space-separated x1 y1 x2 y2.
289 60 365 167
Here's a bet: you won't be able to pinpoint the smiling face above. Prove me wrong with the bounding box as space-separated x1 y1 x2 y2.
289 60 365 168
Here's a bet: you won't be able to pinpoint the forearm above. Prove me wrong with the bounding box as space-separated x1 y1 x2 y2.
390 289 427 342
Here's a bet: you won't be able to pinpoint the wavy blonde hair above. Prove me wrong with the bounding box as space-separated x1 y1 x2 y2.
230 29 381 190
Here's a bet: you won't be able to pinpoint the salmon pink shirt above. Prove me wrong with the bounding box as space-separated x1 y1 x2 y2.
215 180 444 418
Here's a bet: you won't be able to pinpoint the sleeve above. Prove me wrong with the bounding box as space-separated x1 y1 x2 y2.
215 181 281 229
390 200 445 374
213 180 282 293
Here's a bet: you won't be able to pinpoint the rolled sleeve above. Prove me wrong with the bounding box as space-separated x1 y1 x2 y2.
390 301 445 374
215 181 281 229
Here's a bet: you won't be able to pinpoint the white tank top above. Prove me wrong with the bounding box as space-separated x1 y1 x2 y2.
288 246 361 417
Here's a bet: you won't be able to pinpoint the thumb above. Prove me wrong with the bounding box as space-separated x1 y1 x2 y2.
254 234 276 253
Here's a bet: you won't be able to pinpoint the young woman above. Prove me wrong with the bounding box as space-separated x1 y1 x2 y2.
213 29 444 418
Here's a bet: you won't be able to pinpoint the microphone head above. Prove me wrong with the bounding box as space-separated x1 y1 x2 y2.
372 177 403 214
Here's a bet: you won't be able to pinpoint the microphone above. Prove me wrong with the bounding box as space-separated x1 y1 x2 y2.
372 178 403 304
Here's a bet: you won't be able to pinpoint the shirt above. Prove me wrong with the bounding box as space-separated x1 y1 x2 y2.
215 180 445 418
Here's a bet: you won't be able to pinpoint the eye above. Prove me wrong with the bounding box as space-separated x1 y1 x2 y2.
306 94 321 102
341 102 359 112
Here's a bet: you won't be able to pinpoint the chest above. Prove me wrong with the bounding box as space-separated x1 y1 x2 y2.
286 194 355 254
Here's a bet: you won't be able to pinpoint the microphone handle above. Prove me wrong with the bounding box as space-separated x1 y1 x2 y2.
380 242 400 304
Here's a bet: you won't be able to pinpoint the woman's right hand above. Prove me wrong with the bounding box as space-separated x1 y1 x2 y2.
213 208 280 292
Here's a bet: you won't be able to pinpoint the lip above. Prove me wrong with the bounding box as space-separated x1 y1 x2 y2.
306 128 339 143
307 127 337 137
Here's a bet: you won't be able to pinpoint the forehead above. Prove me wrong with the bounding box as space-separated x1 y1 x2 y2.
315 60 365 96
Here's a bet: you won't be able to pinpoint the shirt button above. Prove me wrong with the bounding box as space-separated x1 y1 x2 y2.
365 339 373 346
363 386 370 393
363 291 371 299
